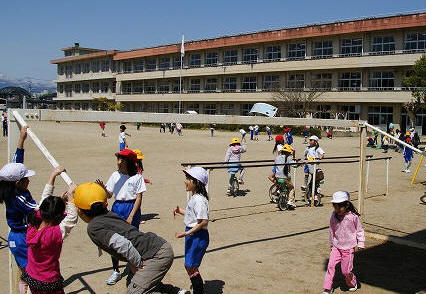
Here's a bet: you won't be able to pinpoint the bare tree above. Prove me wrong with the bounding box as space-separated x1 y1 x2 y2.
272 89 324 118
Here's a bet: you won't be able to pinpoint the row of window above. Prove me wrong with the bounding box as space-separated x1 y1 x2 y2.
58 81 116 95
58 33 425 76
118 71 399 94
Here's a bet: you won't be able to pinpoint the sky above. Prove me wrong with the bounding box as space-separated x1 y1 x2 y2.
0 0 424 82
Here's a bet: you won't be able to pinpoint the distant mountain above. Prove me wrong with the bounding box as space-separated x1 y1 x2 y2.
0 73 56 94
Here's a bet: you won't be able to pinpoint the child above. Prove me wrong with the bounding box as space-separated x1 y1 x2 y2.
266 126 272 141
239 128 246 141
118 124 131 151
323 191 365 293
224 137 247 191
96 149 146 285
22 167 78 294
176 123 183 136
173 167 210 294
286 128 294 145
0 126 34 293
326 128 333 139
302 136 325 191
302 126 309 144
249 125 254 140
210 123 215 137
160 123 166 133
272 135 284 156
382 136 389 153
254 125 259 141
136 122 142 131
268 145 297 208
100 121 106 137
73 183 189 294
403 138 414 173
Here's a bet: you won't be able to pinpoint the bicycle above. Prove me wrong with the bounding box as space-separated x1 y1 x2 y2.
228 172 240 196
303 169 324 207
269 179 293 210
421 192 426 204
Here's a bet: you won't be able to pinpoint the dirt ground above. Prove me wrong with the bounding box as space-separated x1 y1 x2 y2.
0 121 425 294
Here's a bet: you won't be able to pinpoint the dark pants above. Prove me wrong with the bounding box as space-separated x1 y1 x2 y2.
3 123 7 137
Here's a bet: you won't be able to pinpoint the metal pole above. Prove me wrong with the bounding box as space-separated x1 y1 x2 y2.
386 158 389 196
366 160 370 193
410 155 423 186
358 126 367 222
179 54 183 114
311 164 316 207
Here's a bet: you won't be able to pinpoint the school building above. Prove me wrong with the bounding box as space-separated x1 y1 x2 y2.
50 12 426 134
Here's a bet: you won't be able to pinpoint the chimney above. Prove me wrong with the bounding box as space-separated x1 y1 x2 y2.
74 42 80 48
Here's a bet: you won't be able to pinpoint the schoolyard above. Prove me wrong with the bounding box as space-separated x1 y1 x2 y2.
0 121 425 294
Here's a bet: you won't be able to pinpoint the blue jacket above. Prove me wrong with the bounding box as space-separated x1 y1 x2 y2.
403 146 414 161
5 148 37 232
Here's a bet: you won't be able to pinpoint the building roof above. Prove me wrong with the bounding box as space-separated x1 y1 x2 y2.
50 50 118 64
61 46 105 52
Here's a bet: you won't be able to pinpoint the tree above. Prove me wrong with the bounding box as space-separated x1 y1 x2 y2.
93 97 123 111
403 55 426 127
272 89 324 118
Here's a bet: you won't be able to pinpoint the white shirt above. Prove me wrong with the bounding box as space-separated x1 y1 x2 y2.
304 146 325 173
254 125 259 131
249 126 253 131
106 171 146 201
239 129 246 135
184 194 209 228
266 126 271 131
118 132 126 143
274 144 284 155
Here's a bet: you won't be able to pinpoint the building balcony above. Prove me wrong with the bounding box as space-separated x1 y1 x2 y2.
56 71 116 82
54 91 116 101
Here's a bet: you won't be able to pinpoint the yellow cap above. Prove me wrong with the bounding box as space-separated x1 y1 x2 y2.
281 144 293 153
73 183 107 210
406 132 411 136
132 149 144 160
230 137 241 145
307 157 315 162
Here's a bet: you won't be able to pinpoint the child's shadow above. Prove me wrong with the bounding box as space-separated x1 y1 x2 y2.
235 189 250 197
141 213 159 222
205 280 225 294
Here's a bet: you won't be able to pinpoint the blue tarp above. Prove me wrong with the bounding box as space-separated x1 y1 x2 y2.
249 103 277 117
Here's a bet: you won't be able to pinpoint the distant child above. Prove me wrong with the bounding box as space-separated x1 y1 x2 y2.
136 122 142 131
373 130 379 145
326 128 333 139
0 126 34 293
323 191 364 294
2 113 8 137
285 128 294 145
239 128 246 141
403 138 414 173
160 123 166 133
366 137 376 148
270 135 285 182
100 122 106 137
22 167 78 294
302 126 309 144
118 125 131 151
302 136 325 191
254 125 259 141
176 123 183 136
266 126 272 141
382 136 389 153
96 149 146 285
224 137 247 191
210 124 215 137
249 125 254 140
173 167 210 294
170 122 175 134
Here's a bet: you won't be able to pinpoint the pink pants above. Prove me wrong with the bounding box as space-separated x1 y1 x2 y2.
323 246 357 291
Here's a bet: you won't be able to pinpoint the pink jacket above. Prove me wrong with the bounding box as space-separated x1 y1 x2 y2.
329 211 365 250
224 143 247 162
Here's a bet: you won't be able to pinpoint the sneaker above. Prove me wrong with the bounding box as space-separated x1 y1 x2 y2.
287 201 296 209
348 284 358 292
238 179 244 185
227 188 231 193
177 289 190 294
106 270 121 285
407 170 411 173
323 289 333 294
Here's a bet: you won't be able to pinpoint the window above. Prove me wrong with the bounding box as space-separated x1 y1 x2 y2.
287 43 305 60
158 103 169 113
312 73 332 90
74 103 81 110
159 57 170 70
82 83 90 93
205 78 217 92
339 72 361 90
368 106 393 126
74 64 81 74
134 59 144 73
223 77 237 92
371 36 395 54
101 82 109 93
313 40 333 58
74 83 81 93
91 82 100 93
112 82 116 93
313 105 332 119
158 81 170 93
223 50 238 65
221 103 234 115
58 66 64 75
338 105 360 120
144 81 156 93
240 103 253 116
83 63 90 73
65 65 72 78
91 61 100 72
123 61 132 73
172 80 181 92
101 60 110 72
172 56 181 69
65 85 72 97
242 48 258 63
82 103 89 110
58 84 64 93
263 75 280 91
133 82 144 93
404 33 426 52
287 74 305 89
145 59 157 71
205 52 218 66
187 103 199 113
264 46 281 61
189 79 201 92
189 54 201 67
122 82 132 94
241 76 257 92
204 104 217 115
340 38 363 56
369 72 394 90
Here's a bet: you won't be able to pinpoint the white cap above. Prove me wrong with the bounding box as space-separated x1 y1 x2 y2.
331 191 350 203
183 167 208 186
0 163 36 182
309 135 319 141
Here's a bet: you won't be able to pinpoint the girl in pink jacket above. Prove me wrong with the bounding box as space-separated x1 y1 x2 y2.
323 191 365 294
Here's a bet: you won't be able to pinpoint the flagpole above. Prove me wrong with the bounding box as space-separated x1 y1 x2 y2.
179 35 184 114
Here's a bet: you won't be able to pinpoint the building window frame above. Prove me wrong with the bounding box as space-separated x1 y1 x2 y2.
312 73 332 90
101 60 110 72
287 73 305 89
404 33 426 52
205 78 217 92
338 72 361 90
369 71 395 90
223 50 238 65
340 38 363 56
287 43 306 60
223 77 237 92
264 45 281 62
159 57 170 70
204 103 217 115
133 59 144 73
312 40 333 58
145 59 157 72
205 52 218 66
242 48 258 64
371 36 395 54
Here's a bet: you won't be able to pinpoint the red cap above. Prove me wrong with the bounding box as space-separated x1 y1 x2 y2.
115 149 137 161
275 135 284 142
405 138 412 142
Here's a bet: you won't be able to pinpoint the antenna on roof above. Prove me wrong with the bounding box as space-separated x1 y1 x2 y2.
74 42 80 48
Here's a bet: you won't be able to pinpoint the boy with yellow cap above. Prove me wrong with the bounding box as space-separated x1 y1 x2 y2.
73 183 189 294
